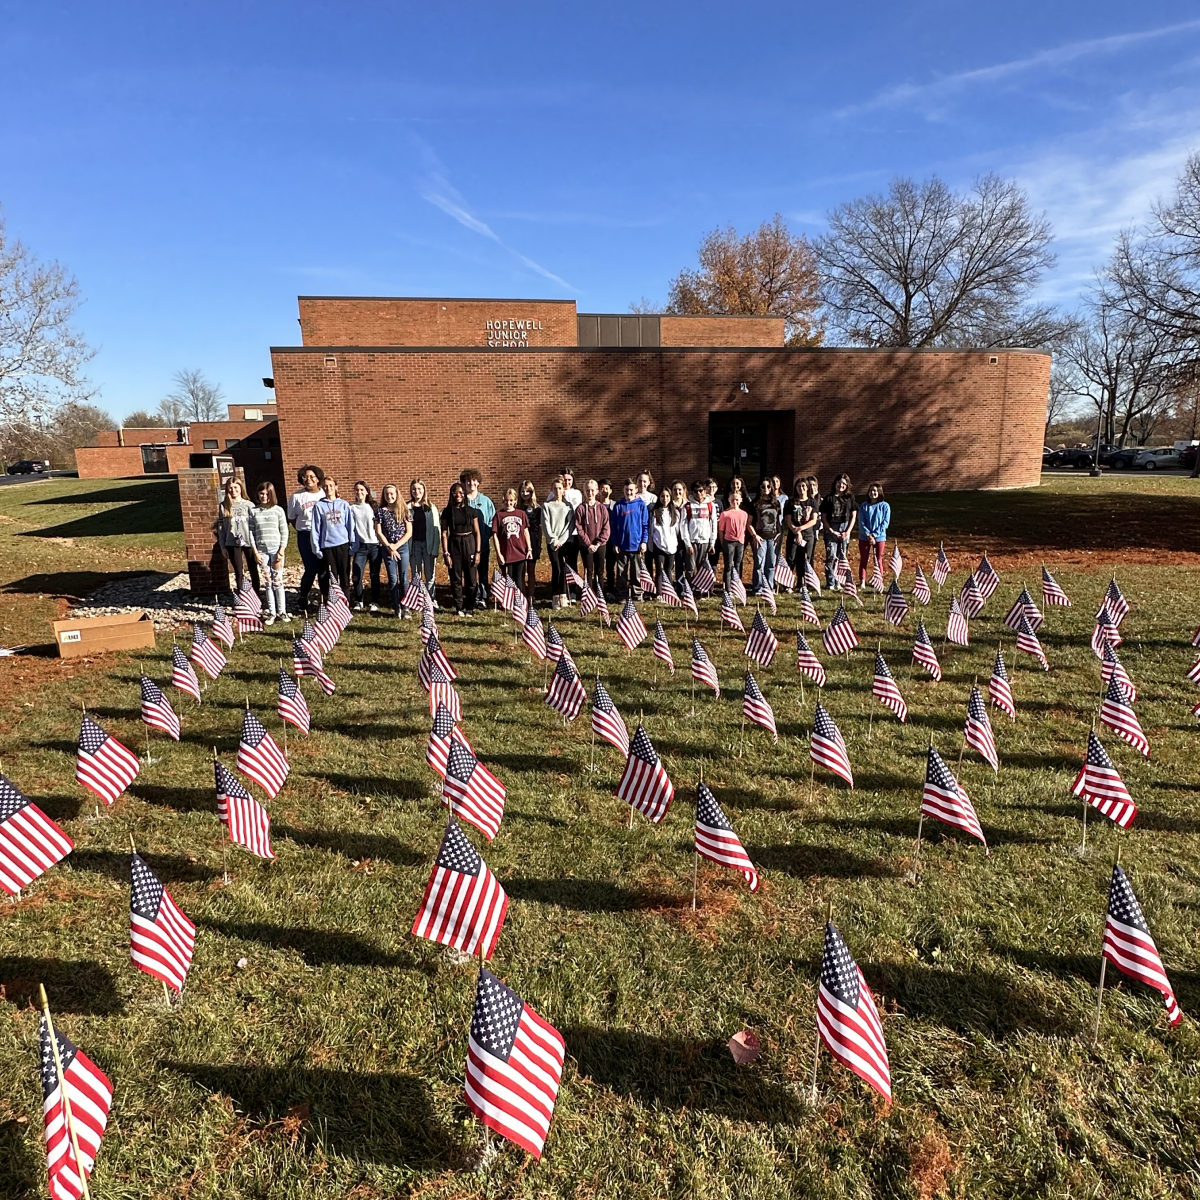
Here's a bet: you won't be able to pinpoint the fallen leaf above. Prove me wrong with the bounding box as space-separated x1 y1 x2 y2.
728 1030 761 1065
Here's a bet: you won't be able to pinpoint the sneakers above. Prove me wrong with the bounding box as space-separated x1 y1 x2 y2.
281 613 293 623
369 603 379 613
393 608 402 619
352 601 365 612
264 615 275 626
456 609 466 618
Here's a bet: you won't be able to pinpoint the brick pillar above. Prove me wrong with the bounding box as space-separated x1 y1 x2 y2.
179 466 246 595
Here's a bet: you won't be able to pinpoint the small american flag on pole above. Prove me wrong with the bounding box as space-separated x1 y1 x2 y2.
889 542 902 579
404 578 427 611
418 635 457 687
695 782 758 890
464 967 565 1160
1016 614 1049 670
546 656 587 721
237 708 290 797
816 922 891 1102
444 733 506 840
975 553 999 598
564 561 586 594
659 575 682 608
810 702 853 787
922 745 987 853
691 637 720 697
867 557 884 594
912 622 942 681
190 625 226 680
795 631 826 687
426 703 472 778
965 686 998 771
677 574 699 616
277 669 310 735
140 676 180 741
932 544 951 586
989 647 1015 719
579 581 598 619
1004 587 1042 632
412 820 508 959
912 564 931 605
883 580 908 626
959 574 984 620
772 559 796 591
130 852 195 994
1102 643 1137 702
692 559 716 597
1092 604 1122 657
312 606 339 655
721 591 745 633
522 604 547 660
742 671 777 742
171 646 202 703
872 651 907 723
428 670 463 720
822 603 858 656
1100 676 1149 756
234 581 263 632
756 582 778 615
215 760 274 858
509 588 528 628
802 558 822 595
328 580 353 629
616 724 675 824
946 596 970 646
293 637 335 696
799 586 820 626
490 570 513 609
591 679 630 755
1104 577 1130 625
211 604 236 648
836 558 859 603
1103 865 1181 1026
745 610 778 668
615 599 648 650
638 560 657 597
728 569 747 605
1042 566 1071 608
1071 731 1135 827
544 619 564 663
652 619 675 674
0 776 72 897
76 716 139 805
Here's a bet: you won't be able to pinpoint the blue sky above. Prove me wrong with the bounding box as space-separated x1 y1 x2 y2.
3 1 1199 422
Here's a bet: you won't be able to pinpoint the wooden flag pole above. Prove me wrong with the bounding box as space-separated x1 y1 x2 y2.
1093 842 1122 1043
915 733 933 860
692 763 703 911
956 675 977 768
589 677 598 773
810 899 833 1106
39 984 93 1200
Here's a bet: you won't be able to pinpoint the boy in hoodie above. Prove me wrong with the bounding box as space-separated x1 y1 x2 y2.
609 477 649 600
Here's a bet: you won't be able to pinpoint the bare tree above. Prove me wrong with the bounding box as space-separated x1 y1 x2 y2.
0 212 95 421
159 369 225 423
816 174 1068 348
123 409 170 428
666 214 824 345
0 401 112 469
1044 366 1080 443
628 297 665 314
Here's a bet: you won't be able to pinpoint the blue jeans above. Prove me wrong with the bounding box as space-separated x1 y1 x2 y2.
752 538 778 593
824 530 849 585
353 543 383 604
382 545 409 612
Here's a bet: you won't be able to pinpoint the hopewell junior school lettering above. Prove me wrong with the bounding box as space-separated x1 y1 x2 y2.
485 317 544 347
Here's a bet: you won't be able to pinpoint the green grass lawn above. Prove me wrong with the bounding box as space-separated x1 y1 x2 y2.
0 475 1198 1199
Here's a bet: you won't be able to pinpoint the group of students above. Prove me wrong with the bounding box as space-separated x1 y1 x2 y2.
215 463 893 620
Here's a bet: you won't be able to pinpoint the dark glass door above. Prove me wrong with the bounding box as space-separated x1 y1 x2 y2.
709 414 768 493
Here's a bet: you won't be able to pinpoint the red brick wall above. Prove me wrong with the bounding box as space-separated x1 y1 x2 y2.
298 297 579 348
659 315 785 347
75 446 147 477
268 347 1049 502
180 466 247 594
91 427 186 448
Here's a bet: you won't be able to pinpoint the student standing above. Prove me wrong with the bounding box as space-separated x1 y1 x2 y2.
492 487 532 586
598 478 618 597
542 476 574 608
461 469 494 607
441 482 481 616
218 479 260 597
819 473 857 589
561 469 583 511
575 479 610 592
408 479 441 606
349 481 382 611
717 492 750 589
560 468 582 577
750 477 783 593
610 478 649 600
856 482 891 584
311 477 354 600
519 479 542 602
287 465 326 612
681 479 717 577
249 482 289 623
648 488 680 590
375 483 411 618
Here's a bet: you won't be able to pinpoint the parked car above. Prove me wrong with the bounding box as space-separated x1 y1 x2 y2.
1044 447 1096 468
6 460 48 475
1133 447 1185 470
1101 446 1138 470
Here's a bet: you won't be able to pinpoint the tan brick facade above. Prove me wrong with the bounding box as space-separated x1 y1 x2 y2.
659 315 784 346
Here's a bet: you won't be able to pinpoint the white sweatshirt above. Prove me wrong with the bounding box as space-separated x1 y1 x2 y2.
680 499 717 549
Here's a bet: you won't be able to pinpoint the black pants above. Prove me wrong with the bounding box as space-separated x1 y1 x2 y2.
721 540 744 587
476 538 491 602
546 542 566 595
605 541 618 592
322 544 351 601
449 535 478 612
676 544 694 580
503 560 524 585
580 544 604 589
617 550 639 600
652 547 675 590
227 545 261 595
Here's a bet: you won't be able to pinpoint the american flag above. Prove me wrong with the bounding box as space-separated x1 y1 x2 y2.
40 1016 113 1200
810 702 853 787
727 569 747 605
867 557 884 593
418 634 457 688
1004 587 1043 632
312 606 340 655
1102 644 1137 703
889 542 902 579
932 544 951 586
1071 731 1136 827
546 656 587 721
429 671 462 722
745 610 779 667
976 553 1000 599
965 686 998 771
803 557 822 595
234 581 263 632
76 715 139 806
1192 625 1200 649
799 586 820 626
300 617 318 646
464 967 565 1160
692 559 716 596
638 559 657 596
277 669 311 735
721 591 745 632
836 558 859 603
946 596 969 646
216 760 274 857
426 703 472 778
171 645 202 703
773 559 796 591
615 598 648 650
816 922 891 1102
211 604 236 648
412 820 508 959
594 585 611 625
677 574 699 616
140 676 180 741
1042 566 1071 608
922 745 987 853
742 671 777 741
691 637 720 697
616 724 675 824
652 619 675 674
822 603 858 656
1103 865 1181 1026
509 588 528 628
883 580 908 626
444 733 506 841
958 574 984 620
1092 604 1122 657
190 624 226 680
989 647 1015 719
872 651 907 723
293 637 335 696
237 709 290 797
912 564 931 605
1104 577 1130 625
659 575 682 608
756 582 778 615
522 604 547 660
328 581 353 629
1100 676 1149 756
912 622 942 681
544 620 564 663
579 583 598 620
490 570 513 609
1016 614 1049 670
129 852 195 993
404 578 427 611
795 631 827 687
564 562 586 594
695 782 759 890
0 776 72 897
591 679 630 755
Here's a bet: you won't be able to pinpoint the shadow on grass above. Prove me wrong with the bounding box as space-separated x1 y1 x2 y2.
0 1119 39 1200
487 752 557 773
200 919 417 969
274 824 424 867
0 957 123 1015
22 479 182 538
69 848 216 884
166 1062 458 1169
1 570 156 603
504 877 641 911
311 772 426 801
806 814 1052 847
750 844 896 879
995 944 1200 1007
565 1027 805 1124
36 794 83 821
128 783 215 814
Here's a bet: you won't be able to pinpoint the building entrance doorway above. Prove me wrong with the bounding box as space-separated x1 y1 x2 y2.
709 414 768 495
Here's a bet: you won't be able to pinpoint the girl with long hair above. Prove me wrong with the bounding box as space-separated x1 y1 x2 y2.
375 483 411 618
441 481 481 616
217 478 260 597
520 479 542 601
408 478 441 607
249 481 289 623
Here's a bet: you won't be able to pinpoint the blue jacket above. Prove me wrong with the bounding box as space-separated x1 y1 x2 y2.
311 497 355 551
610 498 649 552
857 499 891 541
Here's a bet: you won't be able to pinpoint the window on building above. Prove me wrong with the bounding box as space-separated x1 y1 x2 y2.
202 439 219 450
243 408 262 421
269 437 280 447
225 439 240 449
246 438 263 448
